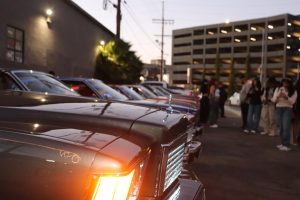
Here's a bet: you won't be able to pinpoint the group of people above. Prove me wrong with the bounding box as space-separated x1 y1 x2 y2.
198 79 228 128
240 76 300 151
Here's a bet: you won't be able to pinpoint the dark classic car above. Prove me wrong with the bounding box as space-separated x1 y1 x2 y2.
0 90 205 199
0 68 78 96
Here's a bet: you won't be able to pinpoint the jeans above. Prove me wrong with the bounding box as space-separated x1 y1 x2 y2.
240 102 249 129
208 99 219 125
246 104 262 131
276 107 293 146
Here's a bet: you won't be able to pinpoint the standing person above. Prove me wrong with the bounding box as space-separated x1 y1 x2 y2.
208 83 220 128
240 76 252 129
260 77 277 136
219 83 228 118
272 78 297 151
244 78 263 134
293 79 300 144
199 79 210 124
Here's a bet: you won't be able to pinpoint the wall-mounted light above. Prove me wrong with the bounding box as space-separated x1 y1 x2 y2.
288 23 292 26
251 27 257 31
221 30 227 34
268 25 274 29
235 28 241 32
287 34 291 38
234 38 241 43
99 40 106 46
46 8 53 25
267 36 273 40
287 45 291 49
250 37 256 42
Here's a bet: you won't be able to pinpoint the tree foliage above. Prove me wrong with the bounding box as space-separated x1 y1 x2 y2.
94 39 143 84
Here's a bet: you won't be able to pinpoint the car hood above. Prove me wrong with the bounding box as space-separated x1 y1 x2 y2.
0 91 160 150
129 99 197 115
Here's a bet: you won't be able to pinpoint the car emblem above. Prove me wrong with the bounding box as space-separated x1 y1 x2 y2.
166 94 173 114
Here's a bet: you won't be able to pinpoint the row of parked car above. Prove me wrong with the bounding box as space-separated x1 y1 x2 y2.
0 68 205 200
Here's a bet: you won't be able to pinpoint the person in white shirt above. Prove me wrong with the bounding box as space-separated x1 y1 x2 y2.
272 78 298 151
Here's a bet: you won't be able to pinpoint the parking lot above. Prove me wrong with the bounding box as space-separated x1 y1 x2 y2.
192 106 300 200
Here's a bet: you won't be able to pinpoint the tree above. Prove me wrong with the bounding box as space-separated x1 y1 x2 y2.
215 52 222 82
94 39 143 84
228 58 236 96
245 53 252 79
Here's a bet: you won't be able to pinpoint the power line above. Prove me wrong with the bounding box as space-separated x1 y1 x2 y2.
122 2 161 51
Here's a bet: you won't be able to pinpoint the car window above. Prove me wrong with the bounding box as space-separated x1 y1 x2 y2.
86 79 128 101
0 73 21 91
64 81 97 97
130 85 157 99
13 72 78 96
118 86 144 100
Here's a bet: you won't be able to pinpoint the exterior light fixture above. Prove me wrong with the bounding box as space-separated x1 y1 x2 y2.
288 23 292 26
234 38 241 43
251 27 257 31
287 34 291 38
267 36 273 40
287 45 291 49
99 40 105 46
225 19 230 24
235 28 241 32
268 25 274 29
221 30 227 34
46 9 53 16
298 49 300 52
208 31 214 35
250 37 256 42
45 8 53 25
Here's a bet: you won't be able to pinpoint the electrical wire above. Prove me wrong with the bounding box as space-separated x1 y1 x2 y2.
122 1 161 51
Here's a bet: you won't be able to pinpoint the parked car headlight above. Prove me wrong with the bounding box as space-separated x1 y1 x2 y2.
91 161 146 200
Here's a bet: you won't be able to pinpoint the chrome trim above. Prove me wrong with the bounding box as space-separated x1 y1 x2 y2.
158 133 187 196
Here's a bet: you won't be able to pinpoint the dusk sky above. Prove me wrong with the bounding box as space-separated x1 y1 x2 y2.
72 0 299 64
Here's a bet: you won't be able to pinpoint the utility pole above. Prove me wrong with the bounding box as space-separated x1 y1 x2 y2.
153 1 174 81
116 0 121 38
103 0 122 38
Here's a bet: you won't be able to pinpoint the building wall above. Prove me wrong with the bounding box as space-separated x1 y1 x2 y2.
171 14 300 85
0 0 114 77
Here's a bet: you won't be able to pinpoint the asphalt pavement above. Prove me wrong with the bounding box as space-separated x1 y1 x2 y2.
192 105 300 200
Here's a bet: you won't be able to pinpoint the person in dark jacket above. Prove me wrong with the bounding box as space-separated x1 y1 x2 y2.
199 79 210 124
244 78 263 134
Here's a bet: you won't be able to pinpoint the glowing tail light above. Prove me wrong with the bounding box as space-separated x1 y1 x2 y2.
92 170 135 200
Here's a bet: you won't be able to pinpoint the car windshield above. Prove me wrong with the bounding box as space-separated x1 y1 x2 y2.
87 79 128 101
119 86 144 100
130 85 157 99
14 71 79 96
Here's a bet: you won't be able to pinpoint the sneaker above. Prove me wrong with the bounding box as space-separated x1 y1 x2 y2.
260 131 268 135
243 129 249 133
278 146 291 151
276 144 284 149
209 124 218 128
250 130 256 134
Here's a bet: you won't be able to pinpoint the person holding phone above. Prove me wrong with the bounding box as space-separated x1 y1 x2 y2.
272 78 298 151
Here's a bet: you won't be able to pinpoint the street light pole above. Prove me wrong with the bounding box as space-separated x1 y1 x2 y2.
260 29 266 84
